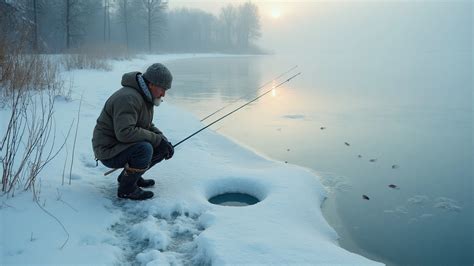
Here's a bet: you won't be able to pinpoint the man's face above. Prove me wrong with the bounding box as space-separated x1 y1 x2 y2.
149 83 166 99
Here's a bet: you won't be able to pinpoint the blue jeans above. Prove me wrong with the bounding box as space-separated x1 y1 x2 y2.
101 141 167 172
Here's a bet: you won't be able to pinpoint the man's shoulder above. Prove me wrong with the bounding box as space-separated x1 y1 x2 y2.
109 87 144 106
113 86 141 99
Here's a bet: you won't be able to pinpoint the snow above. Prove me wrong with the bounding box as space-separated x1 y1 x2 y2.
0 54 380 265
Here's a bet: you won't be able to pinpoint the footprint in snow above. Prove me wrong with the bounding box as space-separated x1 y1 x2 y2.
109 199 206 265
80 153 97 168
69 174 81 180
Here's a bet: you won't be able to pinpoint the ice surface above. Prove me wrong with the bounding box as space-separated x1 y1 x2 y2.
407 195 430 205
282 114 306 120
433 197 462 212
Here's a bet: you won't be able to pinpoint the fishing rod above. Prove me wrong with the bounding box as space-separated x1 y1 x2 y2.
104 72 302 176
200 65 298 122
173 72 301 148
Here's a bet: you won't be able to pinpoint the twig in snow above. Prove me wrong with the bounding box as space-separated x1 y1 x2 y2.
69 93 83 185
62 141 70 186
56 188 78 212
33 183 69 249
58 199 78 212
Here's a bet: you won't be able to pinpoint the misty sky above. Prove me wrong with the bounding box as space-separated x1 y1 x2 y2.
170 0 472 55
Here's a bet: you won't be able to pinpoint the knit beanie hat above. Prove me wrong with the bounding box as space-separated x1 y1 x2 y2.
142 63 173 90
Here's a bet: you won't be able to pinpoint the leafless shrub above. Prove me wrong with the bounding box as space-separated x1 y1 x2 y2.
0 47 68 103
23 92 74 191
62 43 132 71
69 93 83 185
1 88 73 196
62 53 112 71
32 183 70 249
1 29 72 196
88 43 133 61
61 145 69 186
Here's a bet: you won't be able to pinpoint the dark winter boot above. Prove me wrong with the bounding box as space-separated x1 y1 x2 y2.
137 177 155 188
118 171 155 188
118 187 154 200
117 171 153 200
117 170 125 183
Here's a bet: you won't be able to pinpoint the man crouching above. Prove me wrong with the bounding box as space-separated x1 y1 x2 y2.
92 63 174 200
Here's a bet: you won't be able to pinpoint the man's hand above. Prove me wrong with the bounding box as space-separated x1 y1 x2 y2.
158 139 174 160
164 141 174 160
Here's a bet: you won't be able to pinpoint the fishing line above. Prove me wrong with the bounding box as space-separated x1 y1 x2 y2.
200 65 298 122
104 71 302 176
173 72 302 148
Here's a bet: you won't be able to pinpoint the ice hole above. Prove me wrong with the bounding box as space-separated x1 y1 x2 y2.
206 177 267 207
208 192 260 207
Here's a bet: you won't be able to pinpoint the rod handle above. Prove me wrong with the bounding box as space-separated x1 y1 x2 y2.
104 167 120 176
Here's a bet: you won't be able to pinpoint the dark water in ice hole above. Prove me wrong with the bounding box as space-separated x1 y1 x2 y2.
163 53 472 266
208 193 260 207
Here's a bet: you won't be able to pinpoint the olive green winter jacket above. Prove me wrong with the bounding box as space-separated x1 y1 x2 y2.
92 72 164 160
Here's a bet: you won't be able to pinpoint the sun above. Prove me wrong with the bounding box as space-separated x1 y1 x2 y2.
271 8 281 19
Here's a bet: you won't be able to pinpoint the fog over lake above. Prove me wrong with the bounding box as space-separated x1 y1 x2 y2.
166 1 472 265
1 0 470 264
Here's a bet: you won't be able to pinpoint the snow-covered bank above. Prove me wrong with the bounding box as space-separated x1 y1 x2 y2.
0 54 380 265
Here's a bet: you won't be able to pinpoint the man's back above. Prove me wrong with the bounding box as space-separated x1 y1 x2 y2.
92 63 174 201
92 72 157 160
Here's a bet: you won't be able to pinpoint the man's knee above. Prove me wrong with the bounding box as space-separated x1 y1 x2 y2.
129 142 154 169
133 141 153 154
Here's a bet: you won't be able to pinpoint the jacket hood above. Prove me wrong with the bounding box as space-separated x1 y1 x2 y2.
121 71 141 89
120 71 153 104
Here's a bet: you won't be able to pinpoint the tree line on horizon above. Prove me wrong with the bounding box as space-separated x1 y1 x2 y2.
0 0 263 55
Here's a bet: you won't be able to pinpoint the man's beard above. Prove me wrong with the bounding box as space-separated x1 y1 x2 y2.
153 98 162 107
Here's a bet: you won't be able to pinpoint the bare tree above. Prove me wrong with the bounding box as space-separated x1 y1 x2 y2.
162 2 261 53
0 0 34 49
63 0 100 50
163 8 221 52
219 4 237 48
32 0 39 51
122 0 129 51
34 0 64 52
117 0 135 53
65 0 71 49
20 0 55 52
197 11 218 49
236 2 261 49
141 0 168 53
19 0 47 52
103 0 112 43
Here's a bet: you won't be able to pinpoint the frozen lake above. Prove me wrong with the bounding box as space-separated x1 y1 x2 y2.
165 53 472 265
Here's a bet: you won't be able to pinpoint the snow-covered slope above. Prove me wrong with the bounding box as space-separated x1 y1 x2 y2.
0 54 380 265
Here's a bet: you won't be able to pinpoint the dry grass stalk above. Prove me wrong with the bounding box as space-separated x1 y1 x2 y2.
1 30 72 196
69 93 83 185
32 183 70 249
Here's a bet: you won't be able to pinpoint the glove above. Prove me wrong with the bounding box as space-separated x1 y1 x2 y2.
158 139 174 160
165 141 174 160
